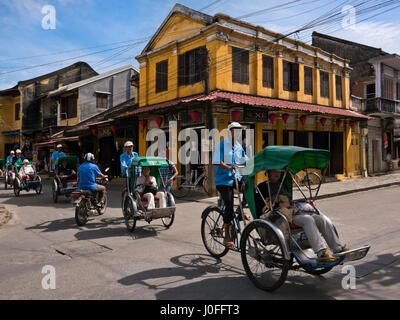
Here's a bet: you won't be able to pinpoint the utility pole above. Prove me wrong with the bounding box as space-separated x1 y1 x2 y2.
201 47 216 196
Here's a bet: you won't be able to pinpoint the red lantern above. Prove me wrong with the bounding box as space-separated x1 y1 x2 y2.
91 128 97 136
155 117 163 128
349 121 355 128
190 111 200 122
300 115 307 125
111 125 117 134
320 118 327 127
232 111 241 122
269 114 277 124
336 119 343 128
282 113 289 124
139 120 147 129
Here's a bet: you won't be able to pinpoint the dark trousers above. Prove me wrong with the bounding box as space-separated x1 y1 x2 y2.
96 185 106 202
216 185 235 224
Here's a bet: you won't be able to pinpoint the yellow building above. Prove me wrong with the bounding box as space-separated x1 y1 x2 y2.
133 3 370 184
0 86 22 159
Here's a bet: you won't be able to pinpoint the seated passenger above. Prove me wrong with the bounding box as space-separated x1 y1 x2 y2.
58 159 77 187
255 169 349 264
19 159 35 182
136 166 166 210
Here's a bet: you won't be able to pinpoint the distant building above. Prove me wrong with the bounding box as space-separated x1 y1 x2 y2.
313 32 400 174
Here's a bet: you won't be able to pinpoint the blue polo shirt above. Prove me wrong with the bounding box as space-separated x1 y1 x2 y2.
51 151 66 163
78 162 102 191
120 152 139 176
212 139 248 186
6 156 14 163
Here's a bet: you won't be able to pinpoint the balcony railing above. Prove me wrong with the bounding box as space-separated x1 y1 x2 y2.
365 97 400 114
42 116 58 128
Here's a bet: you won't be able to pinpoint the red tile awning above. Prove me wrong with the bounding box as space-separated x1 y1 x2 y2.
124 90 371 120
34 136 80 147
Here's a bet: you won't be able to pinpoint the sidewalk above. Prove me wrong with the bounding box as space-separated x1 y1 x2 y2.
184 171 400 205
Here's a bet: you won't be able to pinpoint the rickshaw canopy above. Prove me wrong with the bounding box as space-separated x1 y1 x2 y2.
244 146 331 176
14 161 30 169
55 156 79 169
243 146 331 219
130 157 170 168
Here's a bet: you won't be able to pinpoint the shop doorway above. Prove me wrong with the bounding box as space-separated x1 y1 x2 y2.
330 132 343 175
99 136 117 177
262 130 276 148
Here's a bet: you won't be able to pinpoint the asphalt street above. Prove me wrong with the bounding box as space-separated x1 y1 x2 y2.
0 180 399 300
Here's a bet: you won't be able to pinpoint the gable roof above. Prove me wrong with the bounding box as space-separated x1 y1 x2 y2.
47 64 139 97
140 3 214 55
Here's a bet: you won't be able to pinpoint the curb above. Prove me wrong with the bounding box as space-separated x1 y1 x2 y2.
188 181 400 205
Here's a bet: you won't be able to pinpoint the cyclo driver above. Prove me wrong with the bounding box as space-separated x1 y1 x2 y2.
78 153 108 207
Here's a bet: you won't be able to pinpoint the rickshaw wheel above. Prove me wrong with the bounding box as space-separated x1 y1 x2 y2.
52 180 58 203
13 179 20 197
201 206 230 258
123 197 137 233
162 212 175 228
121 188 128 214
240 221 290 292
171 176 190 198
4 174 8 190
35 176 42 195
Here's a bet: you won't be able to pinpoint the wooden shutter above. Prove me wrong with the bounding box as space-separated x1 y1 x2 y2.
336 75 342 100
68 95 77 118
304 66 313 95
232 47 249 84
241 49 249 84
320 70 329 98
156 59 168 93
262 55 274 88
15 103 20 121
384 78 393 100
283 60 290 91
291 63 299 91
178 54 185 86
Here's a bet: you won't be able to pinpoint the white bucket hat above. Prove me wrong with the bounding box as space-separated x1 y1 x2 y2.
124 141 134 147
57 144 63 148
228 122 246 131
16 149 21 154
10 151 15 154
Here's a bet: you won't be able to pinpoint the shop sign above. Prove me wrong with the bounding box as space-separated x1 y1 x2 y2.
244 108 269 123
97 126 112 139
164 110 189 124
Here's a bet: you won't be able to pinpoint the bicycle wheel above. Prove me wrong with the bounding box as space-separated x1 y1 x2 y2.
171 176 190 198
240 221 290 292
162 212 175 228
202 176 210 195
201 206 230 258
123 196 137 233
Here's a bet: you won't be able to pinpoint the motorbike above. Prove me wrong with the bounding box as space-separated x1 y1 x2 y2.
72 168 109 226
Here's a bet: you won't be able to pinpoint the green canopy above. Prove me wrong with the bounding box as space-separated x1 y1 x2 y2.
55 156 79 169
243 146 330 219
15 161 31 169
130 156 170 168
243 146 330 176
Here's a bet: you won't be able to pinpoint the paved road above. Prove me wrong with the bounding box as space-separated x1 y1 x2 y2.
0 180 399 300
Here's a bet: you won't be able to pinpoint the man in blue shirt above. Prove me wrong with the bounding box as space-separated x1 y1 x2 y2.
14 149 24 164
78 153 108 206
51 145 66 171
212 122 250 249
120 141 139 177
6 151 15 164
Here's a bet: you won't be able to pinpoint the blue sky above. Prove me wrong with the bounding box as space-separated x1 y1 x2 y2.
1 0 400 90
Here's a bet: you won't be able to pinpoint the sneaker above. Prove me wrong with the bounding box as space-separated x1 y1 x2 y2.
317 249 338 264
339 245 350 253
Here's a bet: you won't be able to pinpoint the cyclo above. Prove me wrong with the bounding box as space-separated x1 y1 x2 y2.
121 157 176 233
4 161 15 189
52 156 79 203
201 146 370 291
13 161 42 196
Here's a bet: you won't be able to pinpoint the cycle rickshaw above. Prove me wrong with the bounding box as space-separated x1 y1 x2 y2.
4 161 15 190
13 161 42 197
201 146 370 291
121 157 176 233
52 156 79 203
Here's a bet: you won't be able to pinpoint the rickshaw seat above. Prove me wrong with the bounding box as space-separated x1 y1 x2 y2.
140 196 160 202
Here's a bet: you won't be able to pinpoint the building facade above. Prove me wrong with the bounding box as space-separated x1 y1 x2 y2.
133 4 368 189
313 32 400 174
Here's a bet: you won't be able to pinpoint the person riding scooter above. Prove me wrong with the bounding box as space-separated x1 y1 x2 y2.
78 153 108 207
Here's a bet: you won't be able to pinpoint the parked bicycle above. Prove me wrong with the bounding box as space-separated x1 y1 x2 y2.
172 164 209 198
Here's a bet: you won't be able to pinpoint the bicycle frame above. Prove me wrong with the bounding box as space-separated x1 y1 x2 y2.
180 169 206 189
